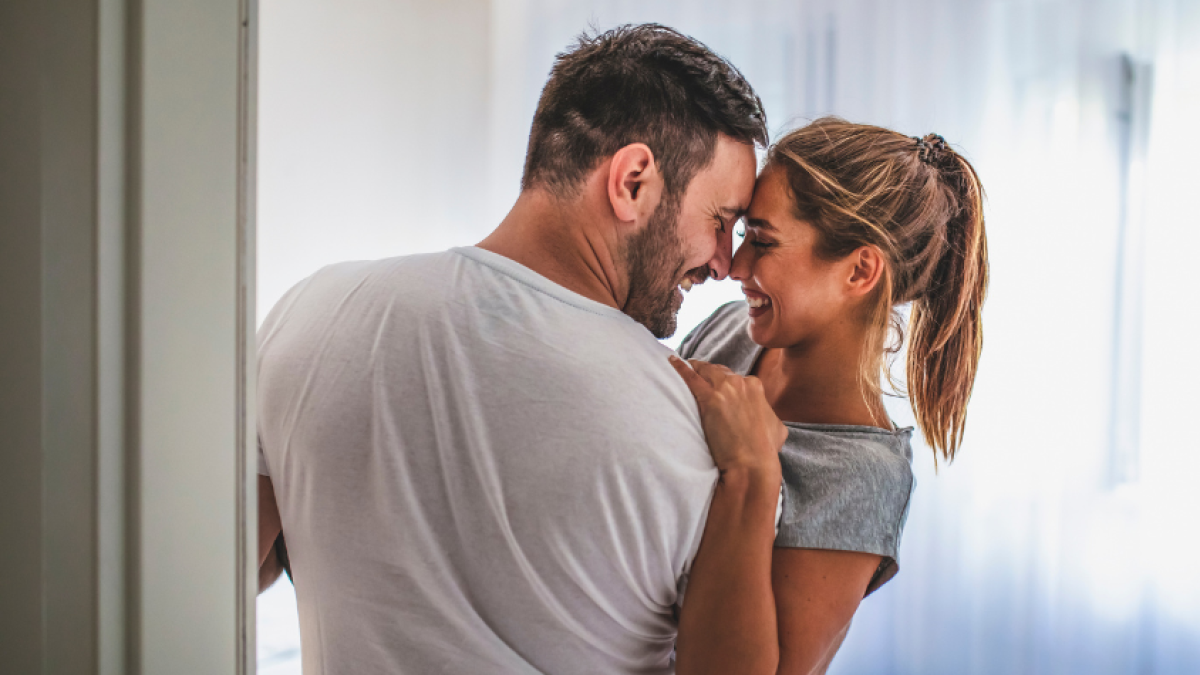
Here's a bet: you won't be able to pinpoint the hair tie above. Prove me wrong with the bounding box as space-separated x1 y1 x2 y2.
912 133 949 165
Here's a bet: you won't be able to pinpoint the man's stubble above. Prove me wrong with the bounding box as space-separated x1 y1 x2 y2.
622 194 690 339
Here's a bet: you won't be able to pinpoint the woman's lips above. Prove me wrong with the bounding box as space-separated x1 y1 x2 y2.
743 288 771 317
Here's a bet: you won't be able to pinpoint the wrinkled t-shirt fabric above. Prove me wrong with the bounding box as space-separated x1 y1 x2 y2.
257 248 719 675
678 301 916 595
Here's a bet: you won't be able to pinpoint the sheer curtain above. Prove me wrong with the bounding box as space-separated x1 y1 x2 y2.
258 1 1200 672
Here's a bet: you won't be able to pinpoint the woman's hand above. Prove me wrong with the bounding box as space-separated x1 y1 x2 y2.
669 355 786 674
669 355 787 480
669 355 881 675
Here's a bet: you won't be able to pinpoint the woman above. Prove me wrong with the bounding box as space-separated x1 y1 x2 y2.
671 117 989 674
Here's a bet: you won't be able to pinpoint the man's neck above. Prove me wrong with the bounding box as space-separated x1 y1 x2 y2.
477 189 628 310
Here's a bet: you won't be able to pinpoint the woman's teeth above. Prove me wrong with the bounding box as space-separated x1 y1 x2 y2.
746 296 770 309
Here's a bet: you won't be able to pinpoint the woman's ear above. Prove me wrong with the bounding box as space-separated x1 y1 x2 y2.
846 245 886 297
607 143 662 224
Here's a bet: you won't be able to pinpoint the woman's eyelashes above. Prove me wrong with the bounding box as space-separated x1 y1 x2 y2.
736 225 775 249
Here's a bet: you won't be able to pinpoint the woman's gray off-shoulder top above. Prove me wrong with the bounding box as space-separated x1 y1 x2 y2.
679 301 916 595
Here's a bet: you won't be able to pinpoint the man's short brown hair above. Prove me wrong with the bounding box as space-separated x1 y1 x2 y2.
521 24 768 200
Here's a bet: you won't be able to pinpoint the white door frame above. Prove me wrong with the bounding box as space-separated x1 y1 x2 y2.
0 0 257 672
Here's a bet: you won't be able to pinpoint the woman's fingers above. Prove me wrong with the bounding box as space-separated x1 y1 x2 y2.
671 356 784 478
670 357 740 401
668 355 713 400
687 359 735 388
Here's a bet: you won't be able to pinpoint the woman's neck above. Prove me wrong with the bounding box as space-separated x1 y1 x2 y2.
752 333 890 430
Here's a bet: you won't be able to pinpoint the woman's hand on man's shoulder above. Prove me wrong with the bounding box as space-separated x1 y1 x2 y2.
668 355 786 488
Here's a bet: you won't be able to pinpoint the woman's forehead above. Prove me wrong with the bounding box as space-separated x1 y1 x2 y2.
748 168 793 216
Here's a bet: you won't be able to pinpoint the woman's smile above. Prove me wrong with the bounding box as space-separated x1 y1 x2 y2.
743 287 772 317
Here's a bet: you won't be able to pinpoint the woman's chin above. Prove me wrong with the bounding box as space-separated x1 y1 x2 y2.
746 317 772 347
747 313 796 349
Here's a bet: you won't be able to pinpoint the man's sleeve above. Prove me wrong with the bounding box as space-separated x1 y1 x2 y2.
257 436 271 477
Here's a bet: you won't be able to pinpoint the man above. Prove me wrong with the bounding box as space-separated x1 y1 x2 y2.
257 24 766 673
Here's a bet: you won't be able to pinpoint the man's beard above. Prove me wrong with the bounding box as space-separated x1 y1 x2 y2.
622 196 703 339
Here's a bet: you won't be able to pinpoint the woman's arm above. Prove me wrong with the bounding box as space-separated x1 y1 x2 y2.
669 357 883 675
772 549 881 674
669 357 785 675
680 525 882 675
676 466 781 674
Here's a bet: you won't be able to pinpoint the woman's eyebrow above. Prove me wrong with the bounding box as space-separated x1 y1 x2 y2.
746 217 776 231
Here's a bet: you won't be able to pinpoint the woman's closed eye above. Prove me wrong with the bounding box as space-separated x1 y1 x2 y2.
736 225 775 249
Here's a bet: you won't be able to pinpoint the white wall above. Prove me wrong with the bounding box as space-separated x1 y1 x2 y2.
258 0 492 324
258 1 1200 672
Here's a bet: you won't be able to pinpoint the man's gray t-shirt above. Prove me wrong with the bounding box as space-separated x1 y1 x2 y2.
679 301 916 594
257 248 717 674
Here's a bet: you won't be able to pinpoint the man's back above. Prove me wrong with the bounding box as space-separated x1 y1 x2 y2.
257 247 717 674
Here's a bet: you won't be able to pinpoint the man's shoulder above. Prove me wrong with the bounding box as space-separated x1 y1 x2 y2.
258 251 460 341
292 250 486 308
278 251 458 298
313 250 461 284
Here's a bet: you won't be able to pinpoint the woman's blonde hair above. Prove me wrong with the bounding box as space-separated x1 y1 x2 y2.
766 117 989 462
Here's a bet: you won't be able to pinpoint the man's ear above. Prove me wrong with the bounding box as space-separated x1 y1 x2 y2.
606 143 662 224
846 245 886 297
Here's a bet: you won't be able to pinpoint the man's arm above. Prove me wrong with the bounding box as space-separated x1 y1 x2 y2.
772 548 879 674
258 475 284 593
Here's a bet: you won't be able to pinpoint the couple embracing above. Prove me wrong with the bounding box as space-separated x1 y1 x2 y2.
255 23 988 675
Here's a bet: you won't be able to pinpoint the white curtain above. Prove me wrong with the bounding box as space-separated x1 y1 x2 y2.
258 1 1200 672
